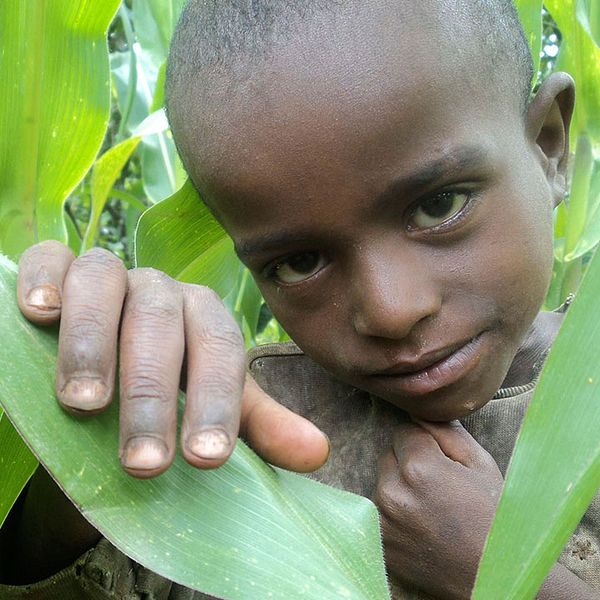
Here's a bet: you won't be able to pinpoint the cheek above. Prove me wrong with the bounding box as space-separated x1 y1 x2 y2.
261 285 354 368
474 190 554 333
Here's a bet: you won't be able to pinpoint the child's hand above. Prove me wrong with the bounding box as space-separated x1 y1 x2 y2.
373 420 503 600
16 241 330 478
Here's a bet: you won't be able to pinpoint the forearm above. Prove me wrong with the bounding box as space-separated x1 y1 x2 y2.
537 563 600 600
0 466 100 585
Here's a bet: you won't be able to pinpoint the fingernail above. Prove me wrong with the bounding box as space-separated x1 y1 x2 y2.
60 377 108 410
187 429 231 460
26 285 62 311
122 437 168 471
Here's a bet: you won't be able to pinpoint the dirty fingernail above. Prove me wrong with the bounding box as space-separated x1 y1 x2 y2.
60 377 108 411
187 429 231 460
26 285 62 311
122 437 169 471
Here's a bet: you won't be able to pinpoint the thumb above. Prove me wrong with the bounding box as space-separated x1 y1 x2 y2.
413 419 490 468
240 374 330 472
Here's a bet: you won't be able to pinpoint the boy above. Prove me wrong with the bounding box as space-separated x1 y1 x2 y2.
2 0 599 598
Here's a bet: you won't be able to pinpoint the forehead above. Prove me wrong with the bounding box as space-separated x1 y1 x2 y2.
177 1 519 229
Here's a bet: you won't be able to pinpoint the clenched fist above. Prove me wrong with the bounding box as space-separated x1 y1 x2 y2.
374 420 503 600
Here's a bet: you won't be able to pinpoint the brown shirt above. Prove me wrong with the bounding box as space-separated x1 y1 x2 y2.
2 342 599 599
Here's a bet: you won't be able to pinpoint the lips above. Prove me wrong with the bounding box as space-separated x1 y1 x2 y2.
369 333 486 396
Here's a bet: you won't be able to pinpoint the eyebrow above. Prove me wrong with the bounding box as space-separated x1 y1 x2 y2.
235 229 320 262
372 144 491 215
235 144 491 261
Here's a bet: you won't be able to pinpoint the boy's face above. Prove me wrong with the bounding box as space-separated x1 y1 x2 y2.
176 5 566 420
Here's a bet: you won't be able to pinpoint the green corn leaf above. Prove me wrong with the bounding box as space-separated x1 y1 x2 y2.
0 255 390 600
546 0 600 142
577 0 600 48
562 161 600 261
82 137 142 252
514 0 543 80
132 0 187 68
0 410 39 528
563 134 595 260
472 246 600 599
0 0 120 258
135 180 241 297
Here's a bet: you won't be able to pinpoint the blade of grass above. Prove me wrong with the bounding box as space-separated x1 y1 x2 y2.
473 246 600 599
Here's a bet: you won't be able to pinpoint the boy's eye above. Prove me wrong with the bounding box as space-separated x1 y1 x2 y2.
267 251 326 284
409 191 470 229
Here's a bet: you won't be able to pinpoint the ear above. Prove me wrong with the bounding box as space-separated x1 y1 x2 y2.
526 72 575 207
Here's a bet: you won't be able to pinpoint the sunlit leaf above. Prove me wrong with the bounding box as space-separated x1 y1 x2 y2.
135 180 241 297
577 0 600 48
0 0 120 258
111 41 177 202
514 0 544 79
0 255 390 600
82 137 141 252
0 410 38 528
473 247 600 599
546 0 600 142
132 0 187 68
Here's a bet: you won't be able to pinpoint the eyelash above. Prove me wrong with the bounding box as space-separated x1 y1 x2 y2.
406 189 478 233
262 253 327 284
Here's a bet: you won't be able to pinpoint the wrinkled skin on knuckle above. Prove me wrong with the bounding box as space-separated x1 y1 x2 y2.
374 481 410 520
127 267 173 289
122 366 172 403
72 247 126 278
185 282 221 305
61 310 112 349
126 298 182 328
125 270 181 324
191 368 243 400
24 239 73 263
197 326 245 355
400 457 431 488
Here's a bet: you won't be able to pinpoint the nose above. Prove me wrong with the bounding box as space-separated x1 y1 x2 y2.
350 247 442 340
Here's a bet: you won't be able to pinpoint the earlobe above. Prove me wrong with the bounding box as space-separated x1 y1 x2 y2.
526 72 575 207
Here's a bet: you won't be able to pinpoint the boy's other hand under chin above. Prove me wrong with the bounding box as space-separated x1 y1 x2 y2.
373 419 504 600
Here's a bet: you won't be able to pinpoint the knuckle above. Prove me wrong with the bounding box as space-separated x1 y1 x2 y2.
193 369 244 399
128 267 173 289
374 484 400 518
61 310 112 347
122 368 171 403
69 249 126 286
374 483 415 521
201 325 244 350
75 248 124 272
185 282 221 304
126 295 181 326
400 458 429 486
26 239 70 260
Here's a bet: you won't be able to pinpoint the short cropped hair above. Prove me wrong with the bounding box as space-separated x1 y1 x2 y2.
166 0 534 133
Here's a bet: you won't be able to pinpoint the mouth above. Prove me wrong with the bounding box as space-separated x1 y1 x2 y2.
369 333 486 396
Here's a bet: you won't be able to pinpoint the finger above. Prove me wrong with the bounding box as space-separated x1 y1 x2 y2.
391 422 448 485
119 269 184 478
373 448 419 520
413 419 491 468
17 240 75 325
56 248 127 414
179 284 246 469
240 374 330 473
